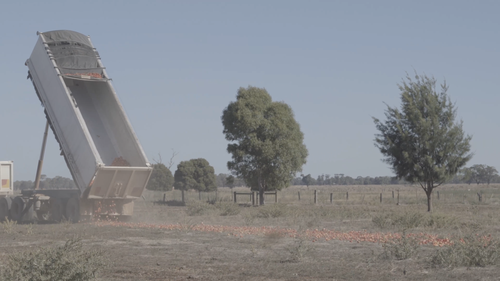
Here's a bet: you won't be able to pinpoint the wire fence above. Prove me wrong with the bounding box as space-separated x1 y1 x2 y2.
144 184 500 206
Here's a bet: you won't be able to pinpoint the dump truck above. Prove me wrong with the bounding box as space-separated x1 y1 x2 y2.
0 30 153 223
0 161 14 220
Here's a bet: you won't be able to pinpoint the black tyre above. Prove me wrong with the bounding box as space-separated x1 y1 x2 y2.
0 197 11 222
10 196 25 222
64 197 80 223
49 198 63 222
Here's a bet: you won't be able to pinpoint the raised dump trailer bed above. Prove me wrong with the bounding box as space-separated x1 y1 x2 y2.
20 30 153 222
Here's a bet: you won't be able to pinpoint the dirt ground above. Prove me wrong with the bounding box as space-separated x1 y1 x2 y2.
1 185 500 280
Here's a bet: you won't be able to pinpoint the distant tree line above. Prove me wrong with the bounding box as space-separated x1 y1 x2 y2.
14 175 77 190
294 165 499 187
294 174 406 186
15 163 498 193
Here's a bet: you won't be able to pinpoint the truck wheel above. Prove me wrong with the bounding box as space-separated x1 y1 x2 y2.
36 210 50 222
0 197 11 222
65 197 80 223
79 199 93 222
10 197 25 222
49 198 63 222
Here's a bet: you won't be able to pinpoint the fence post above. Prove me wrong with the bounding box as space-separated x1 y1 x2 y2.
163 193 166 202
380 193 383 203
233 191 237 203
346 192 349 200
314 190 318 204
397 190 400 205
330 193 333 204
392 190 394 199
298 191 301 201
252 192 255 206
181 190 185 203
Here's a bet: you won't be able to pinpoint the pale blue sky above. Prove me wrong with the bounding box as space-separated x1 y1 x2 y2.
0 1 498 181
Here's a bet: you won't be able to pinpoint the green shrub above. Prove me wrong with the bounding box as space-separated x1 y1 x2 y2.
382 230 420 260
1 238 105 281
372 214 391 229
431 234 500 267
185 201 214 216
256 203 289 218
426 213 457 229
2 218 17 234
373 211 457 230
215 202 240 216
286 238 312 262
392 211 424 229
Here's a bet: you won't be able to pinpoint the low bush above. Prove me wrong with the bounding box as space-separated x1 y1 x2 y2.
426 213 457 229
215 202 241 216
372 214 391 229
256 203 289 218
2 218 17 234
185 201 214 216
1 238 105 281
382 230 420 260
431 234 500 267
286 238 312 262
392 211 424 229
372 211 457 230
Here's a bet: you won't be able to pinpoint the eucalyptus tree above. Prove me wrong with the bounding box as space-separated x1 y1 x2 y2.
226 175 235 189
374 73 472 212
173 158 217 192
467 164 499 185
301 174 315 187
222 86 308 205
146 163 174 191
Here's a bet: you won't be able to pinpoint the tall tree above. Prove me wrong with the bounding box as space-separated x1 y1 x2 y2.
173 158 217 192
216 173 228 187
301 174 315 187
226 175 235 189
484 165 499 185
222 86 308 204
373 73 472 212
146 163 174 191
468 164 498 185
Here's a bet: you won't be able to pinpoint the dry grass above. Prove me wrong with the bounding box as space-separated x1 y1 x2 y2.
0 184 499 280
1 237 105 281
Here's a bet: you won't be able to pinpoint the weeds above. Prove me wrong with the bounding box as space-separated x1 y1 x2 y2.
25 223 34 236
337 206 367 222
1 237 106 281
256 203 289 218
242 211 256 226
427 213 457 229
392 211 424 229
372 214 391 229
215 202 240 216
286 238 312 262
2 218 17 234
185 201 214 216
372 211 457 230
431 234 500 268
382 230 420 260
